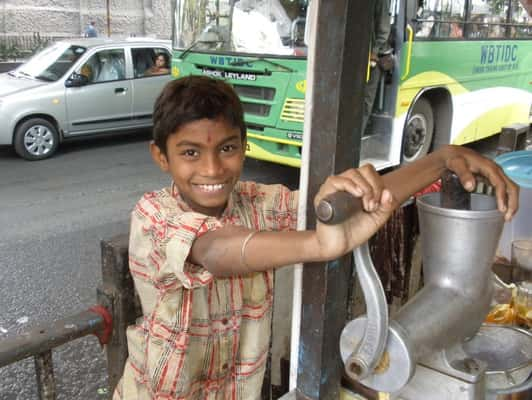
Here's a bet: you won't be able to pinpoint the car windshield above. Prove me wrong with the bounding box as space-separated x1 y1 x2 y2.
17 43 87 82
173 0 308 57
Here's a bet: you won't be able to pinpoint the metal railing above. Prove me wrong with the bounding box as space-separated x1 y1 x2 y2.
0 237 127 400
0 310 109 400
0 33 80 61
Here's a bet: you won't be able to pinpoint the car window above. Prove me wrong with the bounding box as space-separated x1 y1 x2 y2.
18 44 86 81
78 49 126 83
132 47 170 78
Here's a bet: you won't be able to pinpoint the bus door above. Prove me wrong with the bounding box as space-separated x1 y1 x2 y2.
367 0 406 128
362 0 407 164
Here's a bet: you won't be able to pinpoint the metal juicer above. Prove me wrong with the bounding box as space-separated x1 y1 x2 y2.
337 186 532 399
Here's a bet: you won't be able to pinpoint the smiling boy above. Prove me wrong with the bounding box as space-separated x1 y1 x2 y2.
113 76 518 400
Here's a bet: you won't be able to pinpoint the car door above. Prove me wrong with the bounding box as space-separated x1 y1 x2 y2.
130 46 172 127
65 48 133 135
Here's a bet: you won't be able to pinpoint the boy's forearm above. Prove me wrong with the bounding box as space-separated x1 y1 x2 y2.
191 226 322 277
382 145 454 204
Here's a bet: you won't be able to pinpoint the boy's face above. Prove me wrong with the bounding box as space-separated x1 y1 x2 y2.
151 117 246 217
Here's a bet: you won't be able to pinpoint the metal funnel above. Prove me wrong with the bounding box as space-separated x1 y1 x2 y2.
396 192 505 359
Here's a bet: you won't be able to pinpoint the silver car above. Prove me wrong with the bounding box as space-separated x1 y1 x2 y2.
0 38 172 160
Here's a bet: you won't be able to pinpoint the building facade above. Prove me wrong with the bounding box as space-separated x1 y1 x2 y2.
0 0 172 40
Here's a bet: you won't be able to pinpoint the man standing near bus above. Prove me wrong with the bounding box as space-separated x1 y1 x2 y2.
362 0 393 134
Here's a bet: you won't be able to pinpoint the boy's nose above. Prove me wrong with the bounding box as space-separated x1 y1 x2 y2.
201 154 224 176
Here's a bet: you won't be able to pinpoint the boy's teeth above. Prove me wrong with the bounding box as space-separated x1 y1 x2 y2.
198 184 223 192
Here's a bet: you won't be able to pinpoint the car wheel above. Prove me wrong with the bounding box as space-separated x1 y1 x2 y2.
14 118 59 161
401 98 434 164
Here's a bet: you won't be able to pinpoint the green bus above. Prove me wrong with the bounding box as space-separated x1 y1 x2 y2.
171 0 532 169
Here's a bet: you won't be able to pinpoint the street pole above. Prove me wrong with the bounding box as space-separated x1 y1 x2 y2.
106 0 111 37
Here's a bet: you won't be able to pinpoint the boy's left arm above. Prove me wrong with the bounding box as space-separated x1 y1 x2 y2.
382 145 519 220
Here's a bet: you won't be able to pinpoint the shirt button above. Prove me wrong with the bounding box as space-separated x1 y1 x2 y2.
222 363 228 370
222 318 229 325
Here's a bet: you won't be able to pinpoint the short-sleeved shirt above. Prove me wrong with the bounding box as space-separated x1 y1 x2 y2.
113 181 298 400
85 25 97 38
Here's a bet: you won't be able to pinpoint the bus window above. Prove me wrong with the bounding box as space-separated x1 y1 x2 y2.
418 0 465 39
232 0 293 54
510 0 532 38
482 0 509 38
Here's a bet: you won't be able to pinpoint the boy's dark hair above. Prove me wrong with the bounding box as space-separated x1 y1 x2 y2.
153 76 246 155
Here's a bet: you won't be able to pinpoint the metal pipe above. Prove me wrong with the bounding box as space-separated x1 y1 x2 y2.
289 0 318 390
0 310 104 368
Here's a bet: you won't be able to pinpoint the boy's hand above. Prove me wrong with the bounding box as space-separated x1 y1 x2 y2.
312 164 395 260
443 145 519 221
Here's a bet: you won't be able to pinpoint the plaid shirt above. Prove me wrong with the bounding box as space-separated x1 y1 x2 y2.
113 181 298 400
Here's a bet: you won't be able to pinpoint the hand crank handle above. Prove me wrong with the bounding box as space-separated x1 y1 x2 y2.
315 191 361 225
316 191 389 380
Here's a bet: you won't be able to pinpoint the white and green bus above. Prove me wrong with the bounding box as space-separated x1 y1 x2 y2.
171 0 532 169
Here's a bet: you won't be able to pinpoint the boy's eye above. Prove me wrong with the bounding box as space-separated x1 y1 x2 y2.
181 149 199 158
221 143 239 153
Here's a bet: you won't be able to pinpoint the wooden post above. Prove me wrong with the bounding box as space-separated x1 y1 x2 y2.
295 1 373 399
98 235 140 396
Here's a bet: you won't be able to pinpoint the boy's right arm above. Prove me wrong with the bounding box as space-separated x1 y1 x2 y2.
191 164 395 277
190 226 322 277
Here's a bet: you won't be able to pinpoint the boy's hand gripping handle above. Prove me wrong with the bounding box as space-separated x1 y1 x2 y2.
316 191 360 225
315 192 389 380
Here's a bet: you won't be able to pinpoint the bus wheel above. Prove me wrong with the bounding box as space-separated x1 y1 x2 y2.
402 98 434 164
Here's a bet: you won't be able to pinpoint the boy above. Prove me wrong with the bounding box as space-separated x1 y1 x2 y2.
113 76 518 400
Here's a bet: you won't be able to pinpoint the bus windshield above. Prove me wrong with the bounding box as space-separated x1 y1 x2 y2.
173 0 308 56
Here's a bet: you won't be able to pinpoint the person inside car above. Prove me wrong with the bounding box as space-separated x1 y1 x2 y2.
144 53 170 76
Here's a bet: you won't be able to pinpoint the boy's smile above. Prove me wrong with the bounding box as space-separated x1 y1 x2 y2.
151 117 246 217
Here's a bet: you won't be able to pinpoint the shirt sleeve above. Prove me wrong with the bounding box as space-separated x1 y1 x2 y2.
128 198 222 303
160 211 222 289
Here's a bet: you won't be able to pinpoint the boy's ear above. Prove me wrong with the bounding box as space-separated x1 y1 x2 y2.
150 141 169 171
